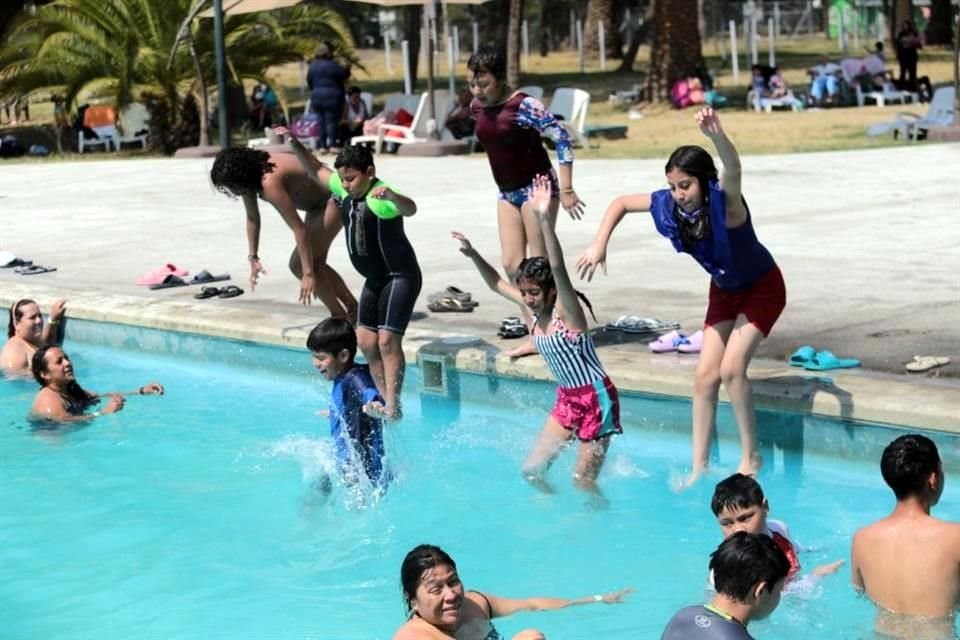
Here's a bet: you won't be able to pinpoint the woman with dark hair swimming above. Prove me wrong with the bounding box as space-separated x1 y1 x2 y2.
29 345 163 423
1 298 66 375
453 175 621 497
392 544 630 640
576 108 786 488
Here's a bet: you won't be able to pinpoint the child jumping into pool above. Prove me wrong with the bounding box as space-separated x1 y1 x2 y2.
283 131 420 422
307 317 389 488
452 174 621 497
576 107 785 487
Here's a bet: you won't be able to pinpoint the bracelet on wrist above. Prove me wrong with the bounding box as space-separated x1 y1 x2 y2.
559 188 574 194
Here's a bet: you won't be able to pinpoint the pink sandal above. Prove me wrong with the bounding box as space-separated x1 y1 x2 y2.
648 330 686 353
677 330 704 354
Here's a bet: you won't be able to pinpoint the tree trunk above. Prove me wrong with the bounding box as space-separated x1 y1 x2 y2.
583 0 621 59
618 2 653 72
506 0 523 86
646 0 703 103
924 0 953 46
954 11 959 125
405 5 423 90
539 0 550 57
187 33 210 147
890 0 911 36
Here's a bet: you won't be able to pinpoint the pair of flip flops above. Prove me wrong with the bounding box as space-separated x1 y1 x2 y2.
148 271 231 290
0 252 32 268
606 315 682 335
194 285 244 299
648 329 703 354
498 316 529 339
14 264 56 275
789 345 861 371
905 356 950 373
427 286 478 313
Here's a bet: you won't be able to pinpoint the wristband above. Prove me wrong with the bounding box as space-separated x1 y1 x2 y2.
560 188 574 194
248 254 259 262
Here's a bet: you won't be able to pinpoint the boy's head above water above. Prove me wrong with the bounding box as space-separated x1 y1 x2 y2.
712 473 769 538
307 317 357 381
710 532 790 620
881 434 943 504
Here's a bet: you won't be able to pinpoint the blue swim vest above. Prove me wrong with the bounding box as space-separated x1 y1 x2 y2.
649 180 775 291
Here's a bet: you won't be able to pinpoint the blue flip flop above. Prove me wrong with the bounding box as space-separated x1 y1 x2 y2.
803 350 861 371
789 345 816 367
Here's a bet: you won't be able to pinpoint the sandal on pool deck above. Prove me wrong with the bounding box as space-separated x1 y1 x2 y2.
803 350 860 371
194 286 222 299
789 345 816 367
428 297 477 312
905 356 950 373
498 324 529 339
616 316 681 334
649 330 686 353
218 285 244 299
16 264 57 275
676 330 703 354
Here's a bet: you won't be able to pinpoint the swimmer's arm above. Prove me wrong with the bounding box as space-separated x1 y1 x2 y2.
243 194 262 259
452 232 523 305
285 134 332 186
486 588 633 617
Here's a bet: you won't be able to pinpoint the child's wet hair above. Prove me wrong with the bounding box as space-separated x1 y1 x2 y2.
334 144 375 173
881 434 941 500
711 473 766 515
710 532 790 601
210 148 275 197
665 145 718 198
467 46 506 82
307 317 357 361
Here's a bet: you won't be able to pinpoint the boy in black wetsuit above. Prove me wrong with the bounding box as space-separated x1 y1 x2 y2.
283 135 420 421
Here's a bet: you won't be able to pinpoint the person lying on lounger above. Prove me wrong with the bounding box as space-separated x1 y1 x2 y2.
1 298 66 376
29 346 163 423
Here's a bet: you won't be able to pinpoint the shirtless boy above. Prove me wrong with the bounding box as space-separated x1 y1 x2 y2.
210 147 356 318
852 434 960 639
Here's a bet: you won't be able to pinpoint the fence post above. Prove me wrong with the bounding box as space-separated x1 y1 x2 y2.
401 40 411 95
576 19 584 73
599 22 606 71
768 17 775 67
729 20 740 84
384 32 393 76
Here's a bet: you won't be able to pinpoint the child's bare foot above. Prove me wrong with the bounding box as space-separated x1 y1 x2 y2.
671 465 708 492
737 452 764 478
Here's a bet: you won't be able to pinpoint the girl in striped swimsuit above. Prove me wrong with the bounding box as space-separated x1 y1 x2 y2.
452 174 621 496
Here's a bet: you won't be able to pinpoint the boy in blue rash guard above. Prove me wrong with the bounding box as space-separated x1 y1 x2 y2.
661 532 790 640
307 318 388 487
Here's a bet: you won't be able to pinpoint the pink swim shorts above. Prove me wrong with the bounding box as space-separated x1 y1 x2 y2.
551 376 622 442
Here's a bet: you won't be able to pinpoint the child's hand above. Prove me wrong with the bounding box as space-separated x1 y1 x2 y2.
595 587 634 604
370 185 395 202
695 107 724 138
575 242 608 281
450 231 476 257
560 188 585 221
139 382 164 396
811 559 845 577
529 173 553 220
249 258 267 290
49 299 67 321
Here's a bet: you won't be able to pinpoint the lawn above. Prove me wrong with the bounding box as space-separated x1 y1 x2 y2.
2 34 955 160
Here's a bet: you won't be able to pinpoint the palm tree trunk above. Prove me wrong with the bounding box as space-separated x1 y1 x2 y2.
506 0 523 86
647 0 704 103
583 0 621 59
618 3 653 73
187 33 210 147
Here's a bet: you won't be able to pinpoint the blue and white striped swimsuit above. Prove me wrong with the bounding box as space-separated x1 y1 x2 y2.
531 311 608 389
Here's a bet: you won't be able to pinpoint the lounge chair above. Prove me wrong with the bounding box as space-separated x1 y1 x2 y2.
115 103 150 150
369 90 456 153
547 87 590 147
78 104 118 153
350 92 422 149
866 86 955 140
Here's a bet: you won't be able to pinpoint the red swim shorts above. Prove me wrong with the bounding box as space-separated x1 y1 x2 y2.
705 265 786 337
551 376 622 442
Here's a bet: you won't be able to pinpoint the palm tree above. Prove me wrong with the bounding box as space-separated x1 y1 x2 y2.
0 0 354 151
583 0 620 60
646 0 703 103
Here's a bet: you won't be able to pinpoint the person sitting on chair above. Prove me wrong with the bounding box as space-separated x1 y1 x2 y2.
338 86 369 146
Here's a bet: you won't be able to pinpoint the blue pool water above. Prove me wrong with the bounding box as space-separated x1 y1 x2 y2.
1 321 957 639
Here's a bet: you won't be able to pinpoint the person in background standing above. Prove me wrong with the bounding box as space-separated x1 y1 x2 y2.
307 42 349 155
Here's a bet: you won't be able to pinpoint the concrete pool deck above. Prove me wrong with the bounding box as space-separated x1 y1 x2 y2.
1 144 958 431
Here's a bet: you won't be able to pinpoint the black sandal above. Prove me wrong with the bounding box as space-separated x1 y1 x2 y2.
194 286 221 299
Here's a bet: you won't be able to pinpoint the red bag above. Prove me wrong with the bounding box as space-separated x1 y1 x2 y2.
386 108 414 138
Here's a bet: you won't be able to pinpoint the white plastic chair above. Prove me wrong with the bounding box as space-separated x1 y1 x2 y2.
547 88 590 147
350 92 421 148
516 85 544 100
867 87 955 140
78 104 117 153
373 90 456 152
115 103 150 150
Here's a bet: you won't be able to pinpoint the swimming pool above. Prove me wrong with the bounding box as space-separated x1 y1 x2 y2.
2 320 956 639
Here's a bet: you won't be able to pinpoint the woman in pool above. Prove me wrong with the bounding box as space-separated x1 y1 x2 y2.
393 544 631 640
1 298 66 375
210 147 356 319
465 47 584 350
453 174 620 496
575 108 786 487
29 345 163 422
